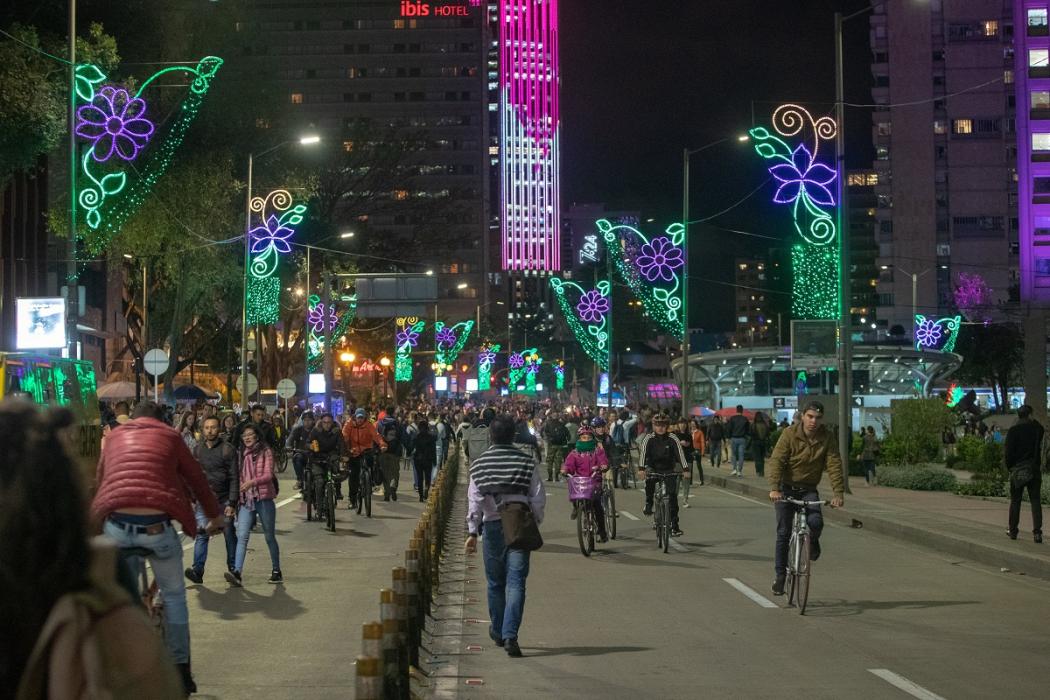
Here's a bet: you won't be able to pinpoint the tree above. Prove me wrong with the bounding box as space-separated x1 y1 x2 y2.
0 22 118 183
954 322 1023 411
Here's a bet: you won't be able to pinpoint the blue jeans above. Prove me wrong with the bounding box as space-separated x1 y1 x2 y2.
730 437 747 472
774 488 823 577
235 499 280 573
482 519 531 642
103 519 190 664
292 452 307 482
192 503 237 575
709 440 722 468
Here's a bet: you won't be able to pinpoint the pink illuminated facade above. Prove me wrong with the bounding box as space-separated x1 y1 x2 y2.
499 0 561 272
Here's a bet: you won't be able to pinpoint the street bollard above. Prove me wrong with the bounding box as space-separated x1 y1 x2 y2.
362 622 382 663
392 566 409 698
405 545 421 665
380 588 400 700
355 656 381 700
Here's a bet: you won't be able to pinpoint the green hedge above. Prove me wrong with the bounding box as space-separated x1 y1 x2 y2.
955 435 1004 475
953 479 1007 497
876 465 957 491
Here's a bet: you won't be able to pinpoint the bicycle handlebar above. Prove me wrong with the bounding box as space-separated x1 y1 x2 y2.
780 498 830 507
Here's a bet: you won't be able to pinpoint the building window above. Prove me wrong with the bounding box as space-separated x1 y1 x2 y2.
1034 91 1050 112
876 122 891 136
952 119 973 134
982 20 998 37
1029 8 1049 35
933 119 947 134
393 189 409 201
1034 133 1050 151
393 19 406 29
876 145 889 160
290 92 303 104
1005 69 1014 84
1030 49 1049 71
342 140 354 153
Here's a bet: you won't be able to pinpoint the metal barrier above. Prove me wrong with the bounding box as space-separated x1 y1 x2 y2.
357 442 461 699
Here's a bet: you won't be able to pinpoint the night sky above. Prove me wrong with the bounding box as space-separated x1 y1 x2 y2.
560 0 874 332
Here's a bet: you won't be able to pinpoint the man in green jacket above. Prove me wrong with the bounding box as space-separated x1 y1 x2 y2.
767 401 845 596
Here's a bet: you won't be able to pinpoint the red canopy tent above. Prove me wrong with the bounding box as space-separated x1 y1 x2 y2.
715 407 756 420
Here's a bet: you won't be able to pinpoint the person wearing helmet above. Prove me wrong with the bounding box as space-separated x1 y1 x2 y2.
638 413 689 537
590 416 618 484
560 425 610 542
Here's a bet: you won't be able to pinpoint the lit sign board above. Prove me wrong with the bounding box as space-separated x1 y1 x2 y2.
16 297 66 349
434 376 449 392
400 0 479 17
308 373 326 394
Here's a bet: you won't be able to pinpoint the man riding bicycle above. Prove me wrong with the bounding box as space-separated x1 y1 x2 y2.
767 401 845 596
309 412 344 508
341 408 387 508
638 413 689 537
287 410 316 492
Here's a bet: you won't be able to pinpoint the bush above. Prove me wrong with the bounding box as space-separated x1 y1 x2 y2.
953 479 1006 497
955 435 1004 475
877 434 910 466
876 465 957 491
945 454 965 469
888 398 955 465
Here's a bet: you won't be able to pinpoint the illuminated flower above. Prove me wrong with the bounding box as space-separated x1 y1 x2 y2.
769 144 836 206
509 353 525 369
526 361 540 375
635 237 684 283
250 215 295 254
554 365 565 376
307 303 338 334
396 326 420 349
915 319 943 348
478 349 496 365
75 86 155 162
436 327 457 347
576 289 611 323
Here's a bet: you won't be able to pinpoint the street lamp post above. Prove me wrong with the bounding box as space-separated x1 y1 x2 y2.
239 135 320 410
894 265 932 328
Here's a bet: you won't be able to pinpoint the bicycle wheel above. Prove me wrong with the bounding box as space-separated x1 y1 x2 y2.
275 448 288 473
363 470 373 518
325 482 336 532
576 502 591 557
587 508 596 553
660 499 670 554
786 532 799 606
605 485 617 540
357 469 366 515
654 495 664 550
314 475 326 524
796 533 812 614
304 470 314 522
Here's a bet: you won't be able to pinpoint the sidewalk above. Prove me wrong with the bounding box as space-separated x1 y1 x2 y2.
706 459 1050 581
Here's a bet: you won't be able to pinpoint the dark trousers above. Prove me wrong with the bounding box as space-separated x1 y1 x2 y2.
645 473 680 527
1009 476 1043 535
774 488 823 577
752 440 767 477
413 459 433 499
378 452 399 500
348 455 367 503
292 452 306 482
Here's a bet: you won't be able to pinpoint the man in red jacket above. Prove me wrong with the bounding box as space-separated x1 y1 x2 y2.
91 401 223 695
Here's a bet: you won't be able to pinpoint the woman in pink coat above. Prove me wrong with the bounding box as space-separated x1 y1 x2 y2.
227 425 282 587
561 425 610 542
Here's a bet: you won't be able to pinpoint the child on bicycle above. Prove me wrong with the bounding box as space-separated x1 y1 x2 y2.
560 425 609 542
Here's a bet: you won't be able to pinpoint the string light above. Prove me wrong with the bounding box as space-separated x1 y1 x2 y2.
915 314 962 352
245 189 307 325
477 343 501 391
306 293 357 373
76 57 223 252
434 320 475 376
791 244 839 319
550 277 610 370
597 218 684 336
395 317 426 383
554 360 565 391
508 348 541 394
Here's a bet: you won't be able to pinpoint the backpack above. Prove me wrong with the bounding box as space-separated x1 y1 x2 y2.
379 417 399 445
465 424 492 464
548 421 570 446
611 422 627 446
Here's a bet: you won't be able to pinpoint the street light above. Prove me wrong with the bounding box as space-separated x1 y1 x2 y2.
240 134 321 410
340 231 355 239
681 134 750 419
892 265 932 330
340 351 356 364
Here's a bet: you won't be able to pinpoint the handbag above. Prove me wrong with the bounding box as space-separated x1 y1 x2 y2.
499 501 544 551
1010 459 1037 490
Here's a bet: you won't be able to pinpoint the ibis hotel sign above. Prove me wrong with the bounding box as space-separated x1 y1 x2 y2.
400 0 480 16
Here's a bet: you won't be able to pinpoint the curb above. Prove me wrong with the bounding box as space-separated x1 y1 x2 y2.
709 475 1050 582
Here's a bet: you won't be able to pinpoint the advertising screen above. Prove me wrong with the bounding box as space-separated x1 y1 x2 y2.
16 298 66 350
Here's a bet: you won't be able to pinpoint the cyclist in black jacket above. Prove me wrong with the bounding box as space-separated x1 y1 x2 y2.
287 411 316 491
639 414 689 536
308 413 344 506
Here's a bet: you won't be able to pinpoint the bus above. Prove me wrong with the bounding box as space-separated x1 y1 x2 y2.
0 352 102 460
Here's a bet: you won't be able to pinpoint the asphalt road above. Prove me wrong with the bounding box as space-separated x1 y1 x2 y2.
182 465 426 699
448 477 1050 699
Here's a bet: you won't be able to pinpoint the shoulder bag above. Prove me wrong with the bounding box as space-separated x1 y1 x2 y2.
499 501 544 551
1010 458 1037 490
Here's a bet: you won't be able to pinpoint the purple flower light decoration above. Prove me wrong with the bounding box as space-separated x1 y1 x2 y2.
308 304 338 334
436 328 458 347
554 365 565 376
75 86 155 162
250 215 295 254
508 353 525 369
526 362 539 375
635 236 685 283
769 144 836 206
915 319 943 348
396 327 420 349
576 289 611 323
478 350 497 366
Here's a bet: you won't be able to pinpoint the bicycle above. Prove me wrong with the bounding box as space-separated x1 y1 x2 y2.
568 475 602 557
294 449 315 521
116 546 164 638
274 443 289 473
781 497 829 614
356 450 376 518
600 472 617 540
646 471 679 554
311 453 344 532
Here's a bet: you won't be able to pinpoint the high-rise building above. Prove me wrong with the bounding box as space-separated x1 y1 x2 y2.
846 169 880 332
242 0 490 319
732 258 774 347
870 0 1016 336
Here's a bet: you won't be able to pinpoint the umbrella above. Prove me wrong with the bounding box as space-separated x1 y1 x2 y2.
690 406 716 417
172 384 218 402
96 381 138 400
716 407 756 419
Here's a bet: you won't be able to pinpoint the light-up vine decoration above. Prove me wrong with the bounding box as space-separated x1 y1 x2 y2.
246 189 307 325
945 383 965 408
914 315 962 353
306 294 357 373
795 370 809 397
507 349 542 394
73 57 223 252
550 277 611 370
395 317 426 383
953 272 994 323
434 320 475 376
597 218 684 337
554 360 566 391
477 343 501 391
750 104 839 320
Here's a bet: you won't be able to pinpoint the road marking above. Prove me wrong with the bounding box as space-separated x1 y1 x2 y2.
868 670 946 700
722 578 778 608
713 488 768 507
620 510 640 521
668 538 689 553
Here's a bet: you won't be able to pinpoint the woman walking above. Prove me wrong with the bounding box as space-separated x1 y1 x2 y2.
861 426 879 486
227 425 282 586
412 419 438 501
673 419 696 508
752 412 771 478
178 409 200 450
690 418 706 487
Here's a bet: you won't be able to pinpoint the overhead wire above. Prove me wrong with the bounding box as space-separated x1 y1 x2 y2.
0 27 71 64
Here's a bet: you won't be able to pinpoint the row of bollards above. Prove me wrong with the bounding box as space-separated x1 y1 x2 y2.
356 444 461 699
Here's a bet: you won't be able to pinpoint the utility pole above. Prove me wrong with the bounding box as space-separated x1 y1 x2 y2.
681 148 691 420
323 269 334 411
66 0 78 360
834 11 852 493
606 237 614 409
